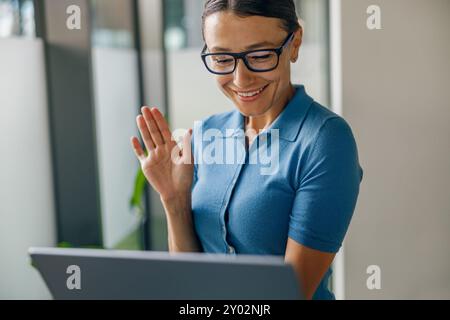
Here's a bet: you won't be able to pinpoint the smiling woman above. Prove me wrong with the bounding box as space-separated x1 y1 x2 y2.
201 4 302 122
131 0 363 300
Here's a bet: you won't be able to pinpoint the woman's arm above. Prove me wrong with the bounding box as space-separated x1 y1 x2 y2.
131 107 200 252
161 194 201 252
285 238 335 300
285 117 362 299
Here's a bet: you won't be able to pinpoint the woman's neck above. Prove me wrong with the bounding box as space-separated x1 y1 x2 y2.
245 83 295 133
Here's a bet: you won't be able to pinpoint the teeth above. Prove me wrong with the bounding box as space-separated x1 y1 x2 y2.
237 86 265 97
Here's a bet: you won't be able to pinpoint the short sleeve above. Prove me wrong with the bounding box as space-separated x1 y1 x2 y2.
288 117 363 253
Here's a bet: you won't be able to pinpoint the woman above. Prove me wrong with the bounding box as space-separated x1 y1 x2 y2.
131 0 363 300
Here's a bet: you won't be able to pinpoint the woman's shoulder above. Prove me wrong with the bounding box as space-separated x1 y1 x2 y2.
300 99 355 147
305 100 340 130
300 100 362 179
193 109 241 135
201 109 237 126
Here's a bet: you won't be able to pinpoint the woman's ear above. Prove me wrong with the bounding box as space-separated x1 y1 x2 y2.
291 25 303 63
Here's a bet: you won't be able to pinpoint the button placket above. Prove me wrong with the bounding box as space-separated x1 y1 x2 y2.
219 136 248 252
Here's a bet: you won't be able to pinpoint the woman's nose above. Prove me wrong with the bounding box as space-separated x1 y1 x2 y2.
233 59 255 88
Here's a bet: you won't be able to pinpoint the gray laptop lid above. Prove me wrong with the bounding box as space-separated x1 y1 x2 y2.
29 247 302 300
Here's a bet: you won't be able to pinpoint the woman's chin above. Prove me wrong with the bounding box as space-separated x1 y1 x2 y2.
235 104 269 118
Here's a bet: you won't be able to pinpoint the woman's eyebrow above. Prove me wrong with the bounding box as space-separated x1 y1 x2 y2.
211 40 276 52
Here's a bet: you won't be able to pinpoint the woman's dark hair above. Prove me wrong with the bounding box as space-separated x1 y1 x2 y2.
201 0 301 40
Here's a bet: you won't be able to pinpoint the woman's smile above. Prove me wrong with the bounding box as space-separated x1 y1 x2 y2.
232 84 270 102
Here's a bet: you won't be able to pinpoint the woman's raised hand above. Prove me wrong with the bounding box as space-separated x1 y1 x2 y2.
130 107 193 202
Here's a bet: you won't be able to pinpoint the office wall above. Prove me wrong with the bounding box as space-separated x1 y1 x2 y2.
340 0 450 299
168 49 232 132
0 38 55 299
91 47 142 249
139 0 166 113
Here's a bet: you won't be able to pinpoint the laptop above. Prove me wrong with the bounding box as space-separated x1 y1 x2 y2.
29 247 303 300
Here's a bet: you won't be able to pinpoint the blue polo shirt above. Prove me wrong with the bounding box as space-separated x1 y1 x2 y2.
191 85 363 300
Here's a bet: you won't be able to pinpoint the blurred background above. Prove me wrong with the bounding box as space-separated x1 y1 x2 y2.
0 0 448 299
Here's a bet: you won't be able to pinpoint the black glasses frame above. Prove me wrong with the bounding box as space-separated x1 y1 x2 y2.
201 32 295 75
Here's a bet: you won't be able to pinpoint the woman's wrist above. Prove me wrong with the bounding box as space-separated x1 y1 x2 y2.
160 192 191 213
160 192 194 237
160 192 200 252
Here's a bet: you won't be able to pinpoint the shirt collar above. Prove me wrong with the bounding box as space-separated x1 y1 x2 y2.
222 85 314 142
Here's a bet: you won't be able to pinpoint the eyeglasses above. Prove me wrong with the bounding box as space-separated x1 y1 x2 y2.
201 32 294 75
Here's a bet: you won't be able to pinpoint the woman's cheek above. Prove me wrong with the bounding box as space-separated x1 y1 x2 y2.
216 76 234 97
215 74 231 86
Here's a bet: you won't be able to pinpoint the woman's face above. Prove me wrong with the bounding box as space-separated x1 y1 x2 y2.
203 11 302 118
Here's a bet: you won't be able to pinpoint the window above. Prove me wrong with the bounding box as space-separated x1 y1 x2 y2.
0 0 35 38
91 0 135 48
163 0 203 50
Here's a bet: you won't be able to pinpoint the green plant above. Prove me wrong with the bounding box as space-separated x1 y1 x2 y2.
129 168 146 219
128 167 148 250
56 242 103 249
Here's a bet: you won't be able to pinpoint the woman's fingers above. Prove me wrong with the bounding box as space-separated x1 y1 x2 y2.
134 106 176 163
142 107 165 146
136 115 155 151
150 107 173 144
181 128 193 164
130 136 146 162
